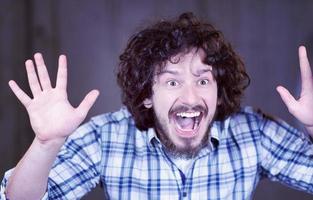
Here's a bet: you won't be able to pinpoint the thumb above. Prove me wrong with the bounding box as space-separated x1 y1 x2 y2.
76 89 100 117
276 85 297 114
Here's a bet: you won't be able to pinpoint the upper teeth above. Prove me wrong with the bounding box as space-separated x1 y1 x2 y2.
176 112 200 118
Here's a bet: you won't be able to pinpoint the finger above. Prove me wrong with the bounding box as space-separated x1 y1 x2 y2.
56 55 67 90
299 46 313 91
34 53 52 90
8 80 32 107
276 86 297 114
25 59 42 97
76 90 100 117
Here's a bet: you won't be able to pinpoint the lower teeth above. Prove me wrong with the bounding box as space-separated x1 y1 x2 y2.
193 119 199 130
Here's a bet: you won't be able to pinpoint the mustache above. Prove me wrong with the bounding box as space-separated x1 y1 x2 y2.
169 104 208 116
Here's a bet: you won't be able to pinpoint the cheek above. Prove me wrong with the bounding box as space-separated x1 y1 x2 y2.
152 89 177 108
203 90 218 111
153 97 175 111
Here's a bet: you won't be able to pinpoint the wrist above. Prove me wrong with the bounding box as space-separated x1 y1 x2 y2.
33 136 66 151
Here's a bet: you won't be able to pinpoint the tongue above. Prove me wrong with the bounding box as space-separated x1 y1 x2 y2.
175 117 194 130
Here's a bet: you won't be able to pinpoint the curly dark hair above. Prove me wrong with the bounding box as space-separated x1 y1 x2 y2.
117 12 250 130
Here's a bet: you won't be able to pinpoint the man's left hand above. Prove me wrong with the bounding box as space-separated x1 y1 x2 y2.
277 46 313 137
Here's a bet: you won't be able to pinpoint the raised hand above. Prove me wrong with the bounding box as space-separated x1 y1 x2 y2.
8 53 99 143
277 46 313 135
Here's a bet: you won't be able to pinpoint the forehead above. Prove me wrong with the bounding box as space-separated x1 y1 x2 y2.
157 48 212 74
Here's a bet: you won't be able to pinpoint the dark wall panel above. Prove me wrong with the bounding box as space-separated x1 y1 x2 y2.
1 0 312 199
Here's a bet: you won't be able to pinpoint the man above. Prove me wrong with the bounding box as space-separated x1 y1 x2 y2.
1 12 313 199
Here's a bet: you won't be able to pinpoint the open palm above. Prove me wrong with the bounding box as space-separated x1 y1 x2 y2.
9 53 99 142
277 46 313 134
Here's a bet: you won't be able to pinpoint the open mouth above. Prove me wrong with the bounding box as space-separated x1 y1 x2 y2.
172 111 203 138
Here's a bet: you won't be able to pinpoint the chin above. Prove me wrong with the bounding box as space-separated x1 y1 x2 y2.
164 129 210 159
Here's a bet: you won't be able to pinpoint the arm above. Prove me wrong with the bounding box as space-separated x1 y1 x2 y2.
5 53 99 199
277 46 313 136
259 113 313 193
258 46 313 193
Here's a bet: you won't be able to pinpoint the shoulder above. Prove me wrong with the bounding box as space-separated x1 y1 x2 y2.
226 106 304 141
67 107 136 142
216 106 270 145
90 106 134 128
212 106 265 144
227 106 265 129
226 106 291 134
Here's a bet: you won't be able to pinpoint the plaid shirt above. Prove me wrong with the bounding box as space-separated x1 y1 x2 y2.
1 106 313 199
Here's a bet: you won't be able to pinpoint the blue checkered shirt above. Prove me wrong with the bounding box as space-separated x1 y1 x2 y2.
1 106 313 199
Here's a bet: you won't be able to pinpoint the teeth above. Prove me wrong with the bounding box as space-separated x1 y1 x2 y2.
176 111 200 118
193 118 199 130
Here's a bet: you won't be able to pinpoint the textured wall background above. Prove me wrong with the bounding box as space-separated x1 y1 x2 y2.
0 0 312 199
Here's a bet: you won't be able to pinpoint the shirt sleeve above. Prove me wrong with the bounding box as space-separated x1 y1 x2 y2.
0 120 103 200
1 169 48 200
259 113 313 193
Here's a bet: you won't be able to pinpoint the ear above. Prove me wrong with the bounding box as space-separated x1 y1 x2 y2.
143 98 153 108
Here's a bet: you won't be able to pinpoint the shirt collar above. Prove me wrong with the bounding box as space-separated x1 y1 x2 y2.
210 121 221 147
211 116 231 147
147 127 160 149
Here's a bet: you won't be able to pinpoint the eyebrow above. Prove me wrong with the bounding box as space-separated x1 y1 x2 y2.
195 68 212 74
192 68 213 77
157 67 213 76
157 69 179 76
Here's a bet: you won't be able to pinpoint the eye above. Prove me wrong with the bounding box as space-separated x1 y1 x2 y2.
167 80 179 87
198 79 209 85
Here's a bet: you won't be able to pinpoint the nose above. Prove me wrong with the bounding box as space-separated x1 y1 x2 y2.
179 84 200 106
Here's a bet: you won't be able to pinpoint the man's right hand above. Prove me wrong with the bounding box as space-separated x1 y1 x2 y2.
8 53 99 144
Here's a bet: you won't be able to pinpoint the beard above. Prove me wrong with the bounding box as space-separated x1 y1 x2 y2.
153 109 212 160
